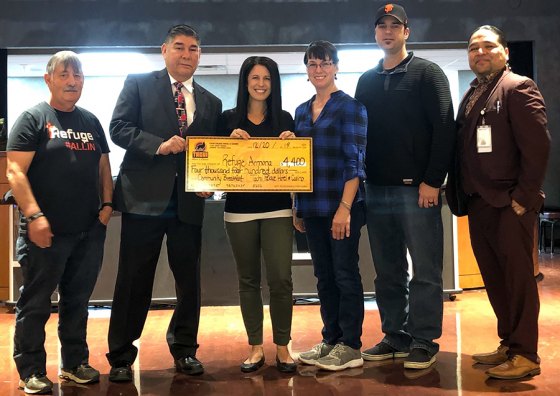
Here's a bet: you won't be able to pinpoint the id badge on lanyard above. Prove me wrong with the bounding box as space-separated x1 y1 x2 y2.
477 108 492 153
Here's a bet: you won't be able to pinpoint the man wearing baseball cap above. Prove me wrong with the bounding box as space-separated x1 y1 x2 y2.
355 3 455 370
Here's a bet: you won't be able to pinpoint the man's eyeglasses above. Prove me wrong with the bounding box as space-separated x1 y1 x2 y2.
306 61 334 70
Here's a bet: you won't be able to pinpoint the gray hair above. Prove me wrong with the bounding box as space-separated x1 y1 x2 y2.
46 51 83 75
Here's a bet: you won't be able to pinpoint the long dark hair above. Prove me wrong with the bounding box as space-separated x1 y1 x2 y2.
231 56 283 134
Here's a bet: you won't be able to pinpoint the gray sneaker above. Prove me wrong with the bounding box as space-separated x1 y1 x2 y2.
314 343 364 371
298 342 335 365
18 373 53 394
59 363 100 384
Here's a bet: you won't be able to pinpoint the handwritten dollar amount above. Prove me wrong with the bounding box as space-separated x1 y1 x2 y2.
280 157 306 167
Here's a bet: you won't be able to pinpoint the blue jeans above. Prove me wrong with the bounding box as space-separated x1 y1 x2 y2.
13 219 106 379
365 184 443 355
303 202 366 350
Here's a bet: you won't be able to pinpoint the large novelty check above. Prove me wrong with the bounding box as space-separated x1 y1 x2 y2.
185 136 313 192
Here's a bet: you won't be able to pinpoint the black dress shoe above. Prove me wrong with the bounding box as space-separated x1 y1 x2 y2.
175 356 204 375
109 364 133 382
240 355 265 373
276 356 297 374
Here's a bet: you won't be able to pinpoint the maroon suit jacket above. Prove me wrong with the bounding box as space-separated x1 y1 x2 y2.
446 69 550 215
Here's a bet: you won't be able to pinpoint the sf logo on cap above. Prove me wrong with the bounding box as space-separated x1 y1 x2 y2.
385 4 394 13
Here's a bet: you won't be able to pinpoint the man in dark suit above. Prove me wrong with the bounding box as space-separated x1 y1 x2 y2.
106 24 222 382
447 25 549 380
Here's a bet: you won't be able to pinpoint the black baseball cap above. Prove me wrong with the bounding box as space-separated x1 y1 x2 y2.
375 3 408 26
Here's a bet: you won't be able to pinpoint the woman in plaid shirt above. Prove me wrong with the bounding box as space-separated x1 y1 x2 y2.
293 41 368 372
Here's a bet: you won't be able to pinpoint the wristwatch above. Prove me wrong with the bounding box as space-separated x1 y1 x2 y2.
26 211 45 223
100 202 113 210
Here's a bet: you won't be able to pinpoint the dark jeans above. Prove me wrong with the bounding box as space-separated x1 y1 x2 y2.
365 184 443 355
225 217 293 346
303 202 366 350
13 220 106 380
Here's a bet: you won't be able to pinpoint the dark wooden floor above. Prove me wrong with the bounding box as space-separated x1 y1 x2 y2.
1 254 559 395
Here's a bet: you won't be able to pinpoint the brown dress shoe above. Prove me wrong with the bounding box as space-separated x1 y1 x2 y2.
472 345 509 365
486 355 540 379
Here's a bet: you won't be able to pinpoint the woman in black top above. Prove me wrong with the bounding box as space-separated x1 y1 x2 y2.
220 56 297 373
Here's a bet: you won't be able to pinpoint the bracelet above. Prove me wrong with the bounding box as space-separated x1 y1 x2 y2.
101 202 113 209
26 211 44 223
340 200 352 210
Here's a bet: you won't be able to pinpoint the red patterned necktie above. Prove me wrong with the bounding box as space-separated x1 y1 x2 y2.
174 82 188 137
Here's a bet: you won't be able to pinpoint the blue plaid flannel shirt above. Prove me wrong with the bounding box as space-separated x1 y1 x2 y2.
294 90 367 218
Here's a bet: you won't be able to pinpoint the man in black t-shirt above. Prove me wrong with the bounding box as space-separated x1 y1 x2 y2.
6 51 113 395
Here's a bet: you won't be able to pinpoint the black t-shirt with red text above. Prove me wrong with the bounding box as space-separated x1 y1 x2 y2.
7 101 110 234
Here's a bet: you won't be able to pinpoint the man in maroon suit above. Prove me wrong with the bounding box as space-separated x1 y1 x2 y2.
447 25 550 380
